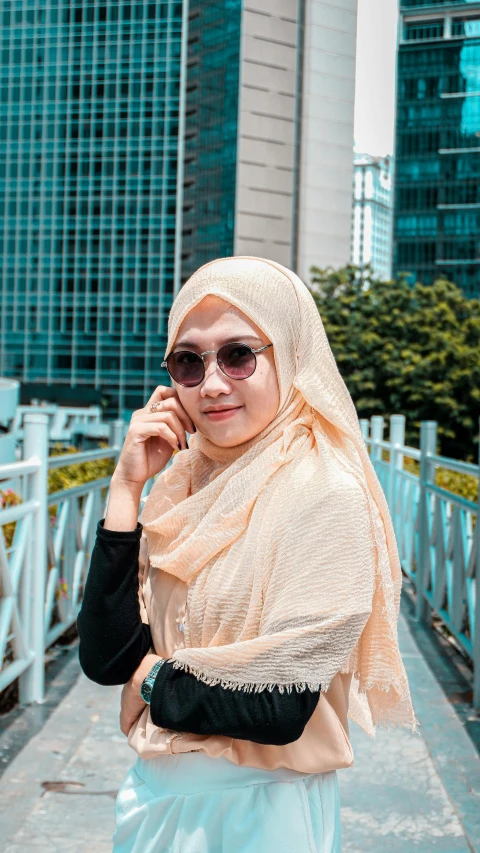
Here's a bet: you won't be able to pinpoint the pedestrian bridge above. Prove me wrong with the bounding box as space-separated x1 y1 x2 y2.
0 413 479 851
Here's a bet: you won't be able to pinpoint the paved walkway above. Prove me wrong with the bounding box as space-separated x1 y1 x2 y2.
0 612 479 852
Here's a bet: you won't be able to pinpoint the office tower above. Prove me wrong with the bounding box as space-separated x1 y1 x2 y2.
394 0 480 297
1 0 358 418
0 0 184 416
351 153 393 280
183 0 359 285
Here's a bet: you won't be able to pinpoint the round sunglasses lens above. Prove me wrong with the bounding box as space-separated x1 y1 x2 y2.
168 351 204 386
218 344 256 379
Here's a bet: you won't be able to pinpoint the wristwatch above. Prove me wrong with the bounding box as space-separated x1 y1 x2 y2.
140 659 166 704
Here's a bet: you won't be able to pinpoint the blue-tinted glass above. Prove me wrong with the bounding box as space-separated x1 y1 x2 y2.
0 0 182 417
404 20 444 41
180 0 242 283
452 18 480 37
401 0 479 7
394 9 480 298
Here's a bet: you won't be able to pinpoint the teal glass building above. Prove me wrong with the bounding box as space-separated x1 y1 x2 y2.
1 1 359 416
0 0 184 415
181 0 241 283
394 0 480 297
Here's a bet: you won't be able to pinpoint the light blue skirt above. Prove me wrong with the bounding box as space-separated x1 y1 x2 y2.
113 752 341 853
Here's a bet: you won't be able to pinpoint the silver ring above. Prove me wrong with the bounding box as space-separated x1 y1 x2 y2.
150 401 161 413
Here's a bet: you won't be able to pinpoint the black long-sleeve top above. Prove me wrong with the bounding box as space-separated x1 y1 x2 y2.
77 521 320 746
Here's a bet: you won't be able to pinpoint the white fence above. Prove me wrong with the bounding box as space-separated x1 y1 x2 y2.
0 414 125 703
12 404 109 443
1 412 479 710
360 414 480 709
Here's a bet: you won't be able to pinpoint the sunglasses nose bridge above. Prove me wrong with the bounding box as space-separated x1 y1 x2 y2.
199 350 217 362
199 350 219 373
194 351 225 386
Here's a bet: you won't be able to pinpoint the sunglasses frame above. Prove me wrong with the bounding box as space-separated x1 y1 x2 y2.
162 342 273 387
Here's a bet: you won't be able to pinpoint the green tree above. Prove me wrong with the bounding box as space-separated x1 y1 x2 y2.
308 265 480 460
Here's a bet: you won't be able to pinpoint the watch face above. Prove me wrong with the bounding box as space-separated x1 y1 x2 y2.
141 680 153 703
141 661 164 704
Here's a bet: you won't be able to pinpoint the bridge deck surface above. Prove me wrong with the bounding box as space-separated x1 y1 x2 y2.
0 611 479 853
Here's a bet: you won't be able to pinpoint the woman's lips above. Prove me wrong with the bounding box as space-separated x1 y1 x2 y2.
203 406 242 422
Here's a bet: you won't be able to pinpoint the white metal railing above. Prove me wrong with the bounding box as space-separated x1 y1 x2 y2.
0 415 126 703
1 410 479 711
12 404 108 443
360 414 480 710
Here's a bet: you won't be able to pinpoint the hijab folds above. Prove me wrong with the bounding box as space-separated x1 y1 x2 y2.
141 257 417 736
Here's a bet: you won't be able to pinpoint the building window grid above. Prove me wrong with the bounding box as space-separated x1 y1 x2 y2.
352 160 393 280
394 27 480 295
180 0 241 283
1 0 183 415
403 20 444 42
401 0 475 7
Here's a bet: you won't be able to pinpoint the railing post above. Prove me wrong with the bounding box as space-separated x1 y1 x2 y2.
19 412 49 704
370 416 384 464
474 417 480 710
389 415 405 515
110 418 125 457
416 420 437 625
359 419 369 442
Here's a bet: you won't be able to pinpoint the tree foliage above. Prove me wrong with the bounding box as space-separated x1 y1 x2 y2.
48 443 115 494
308 264 480 460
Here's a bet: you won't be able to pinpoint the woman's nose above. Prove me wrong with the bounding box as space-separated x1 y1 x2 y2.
200 358 232 397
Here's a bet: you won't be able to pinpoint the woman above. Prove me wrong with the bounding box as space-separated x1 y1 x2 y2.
78 256 417 853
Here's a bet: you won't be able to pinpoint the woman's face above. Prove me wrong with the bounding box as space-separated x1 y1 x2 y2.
171 296 280 447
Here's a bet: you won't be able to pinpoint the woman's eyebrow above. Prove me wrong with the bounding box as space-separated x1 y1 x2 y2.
173 334 265 350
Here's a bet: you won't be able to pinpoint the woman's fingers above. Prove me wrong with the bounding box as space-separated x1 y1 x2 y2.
141 411 188 450
145 384 176 409
158 399 195 436
132 419 182 452
135 393 195 436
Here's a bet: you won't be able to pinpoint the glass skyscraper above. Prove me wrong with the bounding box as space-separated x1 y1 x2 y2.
394 0 480 297
0 0 184 415
1 0 359 417
181 0 241 283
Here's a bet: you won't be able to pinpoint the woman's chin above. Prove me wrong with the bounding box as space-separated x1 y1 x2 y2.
202 423 257 449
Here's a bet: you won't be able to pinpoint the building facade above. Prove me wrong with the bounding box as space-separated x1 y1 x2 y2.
1 0 358 417
0 0 185 416
183 0 358 285
394 0 480 297
351 153 393 280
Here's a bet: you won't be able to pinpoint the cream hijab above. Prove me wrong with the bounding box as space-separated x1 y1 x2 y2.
141 257 417 736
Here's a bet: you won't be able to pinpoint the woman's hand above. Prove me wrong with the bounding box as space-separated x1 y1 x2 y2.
119 653 162 736
115 386 196 488
105 386 196 531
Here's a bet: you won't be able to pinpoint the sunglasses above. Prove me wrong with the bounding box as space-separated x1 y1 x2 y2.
162 342 273 388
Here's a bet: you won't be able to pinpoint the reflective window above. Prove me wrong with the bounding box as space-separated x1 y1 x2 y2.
403 20 444 41
0 0 183 415
180 0 242 284
394 30 480 297
402 0 478 7
452 18 480 38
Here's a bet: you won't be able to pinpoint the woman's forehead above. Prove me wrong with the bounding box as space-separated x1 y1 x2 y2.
176 295 267 339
